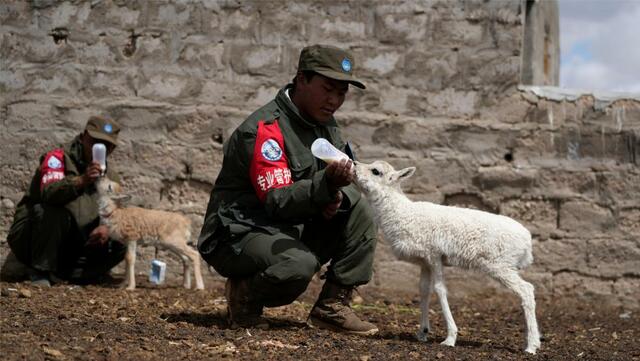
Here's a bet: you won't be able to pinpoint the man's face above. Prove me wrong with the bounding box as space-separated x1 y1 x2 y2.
294 73 349 124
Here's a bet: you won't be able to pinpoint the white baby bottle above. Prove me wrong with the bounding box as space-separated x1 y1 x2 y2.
311 138 350 164
92 143 107 175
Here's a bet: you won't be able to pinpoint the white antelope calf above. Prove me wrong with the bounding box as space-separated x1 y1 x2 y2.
353 160 540 354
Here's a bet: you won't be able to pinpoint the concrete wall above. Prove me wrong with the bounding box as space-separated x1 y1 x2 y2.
1 0 638 308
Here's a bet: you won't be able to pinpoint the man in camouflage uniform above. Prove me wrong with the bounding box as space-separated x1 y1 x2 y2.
7 116 126 287
198 45 378 335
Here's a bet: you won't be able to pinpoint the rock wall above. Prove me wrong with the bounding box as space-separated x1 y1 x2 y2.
1 0 638 308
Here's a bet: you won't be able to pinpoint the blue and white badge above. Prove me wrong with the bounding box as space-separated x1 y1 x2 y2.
261 139 283 161
48 156 62 169
341 58 352 72
103 123 113 133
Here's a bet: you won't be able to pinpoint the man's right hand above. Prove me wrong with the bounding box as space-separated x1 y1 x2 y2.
325 158 354 190
87 224 110 246
77 161 102 189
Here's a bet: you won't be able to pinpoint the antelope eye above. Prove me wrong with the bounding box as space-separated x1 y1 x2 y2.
371 168 381 176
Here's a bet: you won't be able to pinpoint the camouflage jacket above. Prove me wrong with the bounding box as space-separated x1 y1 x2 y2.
198 84 360 255
12 135 120 230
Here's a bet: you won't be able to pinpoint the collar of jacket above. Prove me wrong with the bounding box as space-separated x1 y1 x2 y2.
274 84 338 129
66 135 87 171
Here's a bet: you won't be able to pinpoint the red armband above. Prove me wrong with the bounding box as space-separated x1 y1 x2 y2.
40 148 66 190
249 120 293 202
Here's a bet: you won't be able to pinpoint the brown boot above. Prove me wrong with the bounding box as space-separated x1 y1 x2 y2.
307 281 378 336
225 278 269 330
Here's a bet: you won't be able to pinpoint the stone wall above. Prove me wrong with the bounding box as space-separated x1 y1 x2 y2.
1 0 638 308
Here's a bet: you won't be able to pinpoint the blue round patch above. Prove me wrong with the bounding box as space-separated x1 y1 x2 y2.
261 139 282 161
103 124 113 133
341 58 351 72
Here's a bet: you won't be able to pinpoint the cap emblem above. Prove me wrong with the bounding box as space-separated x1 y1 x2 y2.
261 139 283 161
104 124 113 133
341 58 352 72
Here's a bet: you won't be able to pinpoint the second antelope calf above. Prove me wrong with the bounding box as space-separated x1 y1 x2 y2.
95 177 204 291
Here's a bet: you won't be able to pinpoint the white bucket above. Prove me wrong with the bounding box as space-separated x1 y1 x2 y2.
149 259 166 285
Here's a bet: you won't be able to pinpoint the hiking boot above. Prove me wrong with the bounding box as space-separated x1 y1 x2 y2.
92 273 124 287
225 278 269 330
307 281 378 336
28 268 63 287
28 269 51 287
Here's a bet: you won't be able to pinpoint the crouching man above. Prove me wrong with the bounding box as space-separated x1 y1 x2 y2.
7 116 126 286
198 44 378 335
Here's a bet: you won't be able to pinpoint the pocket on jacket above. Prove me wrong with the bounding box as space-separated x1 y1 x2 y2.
288 151 315 180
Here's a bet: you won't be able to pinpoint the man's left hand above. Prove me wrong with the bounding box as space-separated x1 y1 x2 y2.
322 191 343 220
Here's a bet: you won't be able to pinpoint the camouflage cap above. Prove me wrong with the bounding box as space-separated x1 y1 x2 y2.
298 44 365 89
85 115 120 146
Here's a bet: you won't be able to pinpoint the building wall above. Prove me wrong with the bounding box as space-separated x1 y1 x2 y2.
521 0 560 85
1 0 638 308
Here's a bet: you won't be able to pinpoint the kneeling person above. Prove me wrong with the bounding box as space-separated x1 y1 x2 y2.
7 116 126 286
198 45 378 335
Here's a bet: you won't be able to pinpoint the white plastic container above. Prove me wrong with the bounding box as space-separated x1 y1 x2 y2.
149 259 166 285
92 143 107 174
311 138 349 164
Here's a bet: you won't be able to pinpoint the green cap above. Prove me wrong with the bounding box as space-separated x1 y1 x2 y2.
85 115 120 146
298 44 366 89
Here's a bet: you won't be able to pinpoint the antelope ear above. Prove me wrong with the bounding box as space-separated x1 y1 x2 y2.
112 194 132 205
393 167 416 182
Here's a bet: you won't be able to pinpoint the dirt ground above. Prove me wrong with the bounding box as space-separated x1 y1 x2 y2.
1 276 638 361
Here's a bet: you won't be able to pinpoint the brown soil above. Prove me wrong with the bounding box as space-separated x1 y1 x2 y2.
1 277 638 361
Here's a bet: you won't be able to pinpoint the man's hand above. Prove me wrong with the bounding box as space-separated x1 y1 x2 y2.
322 191 343 220
325 158 354 190
76 161 102 189
87 225 110 246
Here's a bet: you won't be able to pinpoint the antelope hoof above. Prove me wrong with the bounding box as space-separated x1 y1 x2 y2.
415 328 429 342
441 337 456 347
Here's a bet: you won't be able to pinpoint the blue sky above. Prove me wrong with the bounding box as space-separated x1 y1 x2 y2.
559 0 640 93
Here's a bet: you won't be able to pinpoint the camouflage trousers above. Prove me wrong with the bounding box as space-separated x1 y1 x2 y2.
204 197 377 307
7 203 125 283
